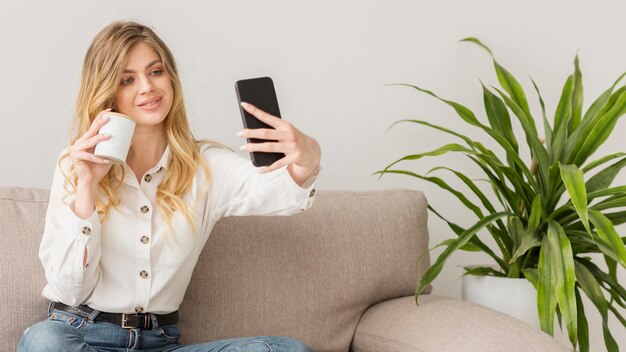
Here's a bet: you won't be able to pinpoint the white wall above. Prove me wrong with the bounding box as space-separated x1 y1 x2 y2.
1 0 624 348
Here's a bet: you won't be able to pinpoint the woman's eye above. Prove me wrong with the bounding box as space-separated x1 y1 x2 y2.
121 77 134 86
150 69 163 76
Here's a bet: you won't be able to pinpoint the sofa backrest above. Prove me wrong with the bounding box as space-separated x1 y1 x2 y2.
0 187 430 352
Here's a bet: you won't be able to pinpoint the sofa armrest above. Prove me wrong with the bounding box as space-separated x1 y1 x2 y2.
350 295 570 352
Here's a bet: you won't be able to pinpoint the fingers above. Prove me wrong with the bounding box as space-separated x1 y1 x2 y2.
240 141 297 154
74 133 111 151
240 102 285 128
259 155 294 173
70 121 113 167
236 104 319 174
70 151 110 165
77 109 112 143
237 128 291 141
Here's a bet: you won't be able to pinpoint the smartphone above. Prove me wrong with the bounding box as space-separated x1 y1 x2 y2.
235 76 285 167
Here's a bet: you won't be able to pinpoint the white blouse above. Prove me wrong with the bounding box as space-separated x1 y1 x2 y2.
39 143 318 314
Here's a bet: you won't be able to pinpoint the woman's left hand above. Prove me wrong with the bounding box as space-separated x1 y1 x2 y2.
237 102 321 186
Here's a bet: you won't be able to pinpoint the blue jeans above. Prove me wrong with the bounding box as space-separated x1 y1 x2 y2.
18 305 313 352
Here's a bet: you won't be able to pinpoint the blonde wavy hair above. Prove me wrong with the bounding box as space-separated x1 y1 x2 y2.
60 21 215 233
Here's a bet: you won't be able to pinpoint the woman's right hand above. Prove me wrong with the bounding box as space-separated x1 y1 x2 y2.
68 109 114 190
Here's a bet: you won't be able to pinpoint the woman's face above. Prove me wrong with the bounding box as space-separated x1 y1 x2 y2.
114 42 173 127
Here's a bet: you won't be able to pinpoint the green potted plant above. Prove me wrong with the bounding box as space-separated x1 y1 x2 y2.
377 38 626 352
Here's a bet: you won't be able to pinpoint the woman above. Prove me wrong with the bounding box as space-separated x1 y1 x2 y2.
18 20 320 352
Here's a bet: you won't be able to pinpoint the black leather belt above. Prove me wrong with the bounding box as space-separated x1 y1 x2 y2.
51 302 179 329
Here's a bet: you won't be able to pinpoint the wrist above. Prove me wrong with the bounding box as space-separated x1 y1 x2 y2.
77 179 97 194
74 181 97 219
287 163 320 188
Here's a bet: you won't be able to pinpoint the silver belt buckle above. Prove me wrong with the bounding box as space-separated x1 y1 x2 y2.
121 313 132 329
121 313 149 329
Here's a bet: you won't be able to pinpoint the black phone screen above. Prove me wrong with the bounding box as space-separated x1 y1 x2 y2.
235 77 285 167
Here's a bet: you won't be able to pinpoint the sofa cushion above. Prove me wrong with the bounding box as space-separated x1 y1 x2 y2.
179 189 431 351
350 295 570 352
0 187 50 351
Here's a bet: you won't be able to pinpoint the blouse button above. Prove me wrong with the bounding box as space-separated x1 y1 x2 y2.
82 226 91 235
144 174 152 182
139 270 149 279
140 206 150 214
135 305 144 313
157 166 163 173
140 236 150 244
309 189 316 197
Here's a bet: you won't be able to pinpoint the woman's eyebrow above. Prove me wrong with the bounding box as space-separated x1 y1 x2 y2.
123 60 162 74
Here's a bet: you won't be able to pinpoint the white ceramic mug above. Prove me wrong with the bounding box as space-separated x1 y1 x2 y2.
94 112 136 164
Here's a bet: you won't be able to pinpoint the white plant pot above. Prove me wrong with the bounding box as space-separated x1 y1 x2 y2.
462 274 539 328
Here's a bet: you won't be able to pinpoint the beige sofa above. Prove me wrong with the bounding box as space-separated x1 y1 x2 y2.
0 187 568 352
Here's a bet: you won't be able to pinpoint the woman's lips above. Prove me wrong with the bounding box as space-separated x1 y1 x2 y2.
138 97 162 111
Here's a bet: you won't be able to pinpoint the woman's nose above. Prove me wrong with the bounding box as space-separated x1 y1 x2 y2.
138 75 155 94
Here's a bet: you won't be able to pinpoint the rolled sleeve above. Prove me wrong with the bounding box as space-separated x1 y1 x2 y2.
65 200 101 297
281 164 320 213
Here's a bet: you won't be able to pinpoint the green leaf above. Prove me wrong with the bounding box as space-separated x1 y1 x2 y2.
459 37 493 55
605 255 617 284
564 76 626 165
508 216 524 252
590 195 626 212
537 237 558 335
585 156 626 193
462 37 533 122
530 78 553 150
570 55 583 133
546 163 565 215
560 164 590 233
607 304 626 327
375 169 484 218
587 186 626 201
440 238 481 252
388 119 538 195
522 267 539 288
578 257 626 306
582 71 625 121
569 230 624 266
462 265 506 277
547 222 578 343
468 156 519 213
510 230 541 264
605 211 626 226
575 289 590 352
575 261 619 351
553 74 575 141
390 83 486 128
427 166 498 215
428 166 509 237
588 210 626 268
428 205 507 269
482 82 518 152
377 143 474 178
551 119 569 164
527 194 543 230
583 152 626 173
415 212 510 299
571 88 626 166
494 88 549 189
